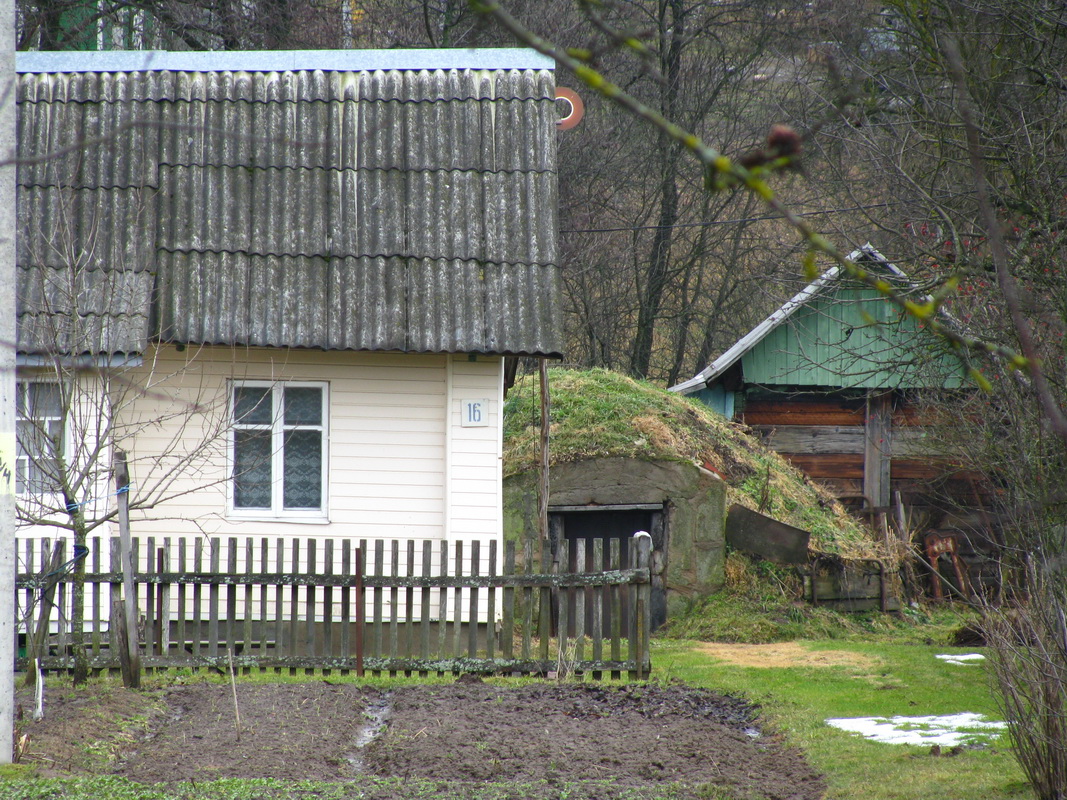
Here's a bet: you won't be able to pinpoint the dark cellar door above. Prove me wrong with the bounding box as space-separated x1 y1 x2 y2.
550 507 666 633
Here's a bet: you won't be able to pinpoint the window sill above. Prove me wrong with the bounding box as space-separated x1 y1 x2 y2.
225 512 331 525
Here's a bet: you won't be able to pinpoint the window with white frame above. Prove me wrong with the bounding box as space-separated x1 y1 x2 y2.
15 381 64 495
231 382 328 517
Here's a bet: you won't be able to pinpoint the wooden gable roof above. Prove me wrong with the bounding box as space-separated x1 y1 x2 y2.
672 245 964 395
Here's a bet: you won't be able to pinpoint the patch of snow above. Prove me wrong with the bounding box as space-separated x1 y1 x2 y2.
936 653 986 666
825 712 1007 746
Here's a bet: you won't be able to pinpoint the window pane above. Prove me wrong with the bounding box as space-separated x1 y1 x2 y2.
30 383 62 416
283 430 321 509
234 430 272 508
29 458 61 494
284 387 322 426
234 387 272 425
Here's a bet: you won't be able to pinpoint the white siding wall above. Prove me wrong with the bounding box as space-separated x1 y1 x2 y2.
17 347 505 622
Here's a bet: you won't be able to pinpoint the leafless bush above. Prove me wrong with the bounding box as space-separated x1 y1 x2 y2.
983 568 1067 800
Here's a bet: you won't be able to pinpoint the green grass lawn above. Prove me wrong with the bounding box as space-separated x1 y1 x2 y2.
653 638 1032 800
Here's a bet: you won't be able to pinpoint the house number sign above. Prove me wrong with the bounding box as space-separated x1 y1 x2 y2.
461 399 490 427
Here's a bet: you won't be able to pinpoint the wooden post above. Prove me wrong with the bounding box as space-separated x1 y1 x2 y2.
632 532 652 679
538 359 550 544
114 450 140 688
864 391 892 538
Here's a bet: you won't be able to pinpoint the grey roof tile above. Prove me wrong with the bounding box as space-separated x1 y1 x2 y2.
17 55 561 357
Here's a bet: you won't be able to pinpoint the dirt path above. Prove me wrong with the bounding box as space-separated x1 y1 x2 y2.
17 679 825 799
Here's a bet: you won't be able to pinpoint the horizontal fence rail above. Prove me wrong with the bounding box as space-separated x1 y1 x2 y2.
15 534 653 680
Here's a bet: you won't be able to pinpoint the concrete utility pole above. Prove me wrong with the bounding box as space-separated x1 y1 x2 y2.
0 0 16 765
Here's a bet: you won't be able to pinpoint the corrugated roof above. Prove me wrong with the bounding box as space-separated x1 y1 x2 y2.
16 50 562 357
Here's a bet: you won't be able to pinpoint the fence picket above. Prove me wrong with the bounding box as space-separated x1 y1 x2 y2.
372 540 384 673
323 540 334 662
468 541 480 659
340 540 351 665
486 540 497 661
420 542 432 677
91 537 102 662
502 541 515 665
208 538 220 662
452 541 464 668
591 539 604 680
288 538 301 673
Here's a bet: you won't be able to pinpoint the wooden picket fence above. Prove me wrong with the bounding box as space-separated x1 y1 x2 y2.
15 533 653 679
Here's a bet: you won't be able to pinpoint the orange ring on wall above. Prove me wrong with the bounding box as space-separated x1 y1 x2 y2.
555 87 584 130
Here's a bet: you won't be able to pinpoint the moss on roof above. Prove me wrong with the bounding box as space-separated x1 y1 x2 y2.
503 367 878 558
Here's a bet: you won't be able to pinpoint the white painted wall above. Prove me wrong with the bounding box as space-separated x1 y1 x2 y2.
16 346 505 622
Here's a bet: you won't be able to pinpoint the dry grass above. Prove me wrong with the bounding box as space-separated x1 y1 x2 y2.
695 641 881 670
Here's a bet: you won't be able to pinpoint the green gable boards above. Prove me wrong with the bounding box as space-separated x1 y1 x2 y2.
671 245 966 408
742 285 964 390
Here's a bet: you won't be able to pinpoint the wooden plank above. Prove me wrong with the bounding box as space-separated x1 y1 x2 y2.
323 540 334 661
306 539 319 671
752 425 865 455
468 541 480 658
405 540 415 671
259 538 270 664
306 539 318 672
437 540 449 664
159 541 171 656
864 391 892 510
243 539 254 668
783 453 864 479
486 540 497 661
355 544 365 677
743 396 865 426
591 538 603 680
556 539 569 674
289 538 301 673
208 538 220 661
633 534 652 679
90 537 102 660
538 539 550 666
226 538 238 659
420 541 432 676
273 539 284 666
389 540 399 673
609 537 622 680
340 540 351 665
372 540 384 673
26 653 641 675
520 534 533 663
193 538 204 660
109 538 122 666
573 538 585 669
145 536 156 657
452 541 464 668
58 569 651 590
176 539 187 661
502 541 515 663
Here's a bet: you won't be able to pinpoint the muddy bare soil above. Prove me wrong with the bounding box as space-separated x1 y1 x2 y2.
17 679 825 799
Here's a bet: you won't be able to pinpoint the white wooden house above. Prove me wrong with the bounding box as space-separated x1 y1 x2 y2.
15 49 562 589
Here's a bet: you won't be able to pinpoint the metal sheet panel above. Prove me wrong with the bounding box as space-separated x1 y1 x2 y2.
16 59 561 357
16 266 152 354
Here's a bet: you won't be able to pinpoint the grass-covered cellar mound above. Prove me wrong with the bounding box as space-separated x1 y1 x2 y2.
504 367 876 558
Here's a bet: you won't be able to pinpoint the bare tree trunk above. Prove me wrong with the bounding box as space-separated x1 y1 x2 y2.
629 0 684 379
